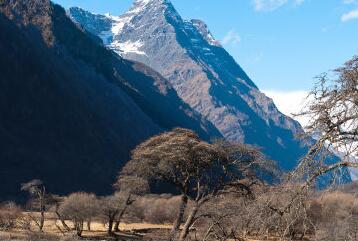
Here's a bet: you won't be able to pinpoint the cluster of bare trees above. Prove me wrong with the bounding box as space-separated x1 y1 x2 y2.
49 175 149 237
5 180 145 237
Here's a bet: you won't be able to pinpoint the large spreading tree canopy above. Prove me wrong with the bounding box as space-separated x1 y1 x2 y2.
119 128 272 240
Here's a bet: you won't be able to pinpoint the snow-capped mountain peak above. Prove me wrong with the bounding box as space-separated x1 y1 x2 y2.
70 0 221 56
69 1 309 171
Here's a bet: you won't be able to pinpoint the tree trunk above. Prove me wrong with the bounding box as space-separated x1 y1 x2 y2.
38 188 46 232
108 218 114 235
39 207 45 232
168 194 188 241
178 204 199 241
87 220 91 231
55 211 71 231
114 204 128 232
114 220 120 232
76 221 83 237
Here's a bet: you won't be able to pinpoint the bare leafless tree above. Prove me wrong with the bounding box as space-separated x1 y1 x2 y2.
112 175 149 233
21 179 48 232
253 55 358 241
99 176 149 236
99 193 130 235
295 55 358 185
195 193 251 241
50 195 71 232
120 128 271 241
58 192 99 237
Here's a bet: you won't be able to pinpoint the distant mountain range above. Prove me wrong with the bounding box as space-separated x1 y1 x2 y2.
69 0 307 170
0 0 337 200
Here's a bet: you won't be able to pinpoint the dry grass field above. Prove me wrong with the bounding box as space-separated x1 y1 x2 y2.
0 212 269 241
0 212 173 240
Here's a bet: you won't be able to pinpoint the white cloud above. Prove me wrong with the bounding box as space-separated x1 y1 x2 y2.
341 9 358 22
264 88 358 180
262 90 310 127
343 0 358 4
221 30 241 46
294 0 305 6
252 0 304 11
252 0 287 11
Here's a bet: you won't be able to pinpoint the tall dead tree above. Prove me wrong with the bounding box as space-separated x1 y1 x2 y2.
21 179 47 232
294 55 358 185
262 56 358 239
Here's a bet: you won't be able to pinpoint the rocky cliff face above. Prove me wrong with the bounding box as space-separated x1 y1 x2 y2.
70 0 307 170
0 0 220 199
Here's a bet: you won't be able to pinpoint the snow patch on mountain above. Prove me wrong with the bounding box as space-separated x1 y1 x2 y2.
111 40 147 56
98 30 113 45
103 14 127 35
190 19 221 47
135 0 152 5
98 13 147 55
130 0 152 13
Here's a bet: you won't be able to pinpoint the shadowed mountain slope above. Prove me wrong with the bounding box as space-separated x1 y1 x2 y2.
0 0 221 199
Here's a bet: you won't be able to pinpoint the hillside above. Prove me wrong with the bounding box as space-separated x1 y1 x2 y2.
0 0 220 199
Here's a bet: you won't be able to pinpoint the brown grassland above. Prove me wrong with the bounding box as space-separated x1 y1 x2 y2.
0 212 270 241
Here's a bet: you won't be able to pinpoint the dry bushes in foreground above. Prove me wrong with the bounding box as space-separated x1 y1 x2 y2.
58 192 99 237
0 202 23 231
0 233 84 241
311 191 358 241
129 195 181 224
1 188 358 241
166 185 358 241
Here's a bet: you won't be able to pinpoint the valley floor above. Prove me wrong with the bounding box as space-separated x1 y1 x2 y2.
0 212 276 241
0 212 171 240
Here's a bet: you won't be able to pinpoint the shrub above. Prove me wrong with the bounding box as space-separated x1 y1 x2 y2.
58 192 99 237
129 195 181 224
312 191 358 241
0 202 23 231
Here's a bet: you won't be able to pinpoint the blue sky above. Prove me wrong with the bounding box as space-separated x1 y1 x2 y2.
53 0 358 121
